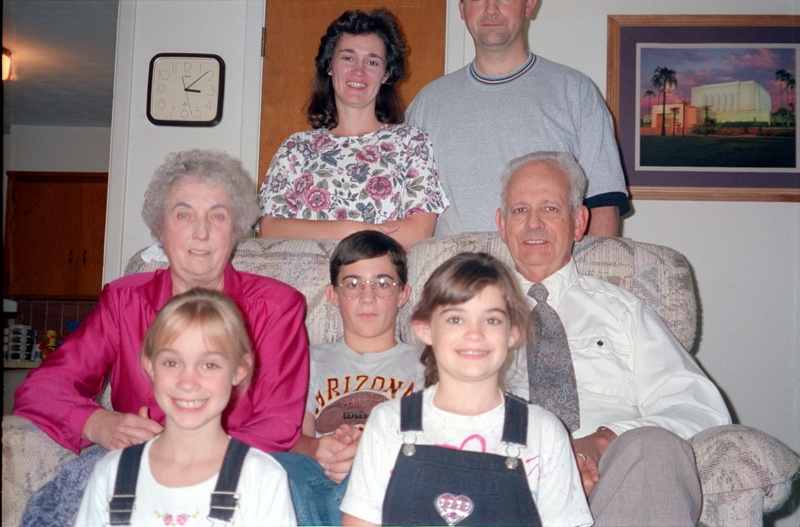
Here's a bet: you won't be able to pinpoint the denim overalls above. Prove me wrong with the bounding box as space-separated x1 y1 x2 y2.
107 438 250 525
382 391 542 526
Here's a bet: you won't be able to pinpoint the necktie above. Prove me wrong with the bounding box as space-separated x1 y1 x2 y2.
527 283 580 432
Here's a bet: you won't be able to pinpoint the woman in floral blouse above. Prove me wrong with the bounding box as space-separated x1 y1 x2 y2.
257 9 448 250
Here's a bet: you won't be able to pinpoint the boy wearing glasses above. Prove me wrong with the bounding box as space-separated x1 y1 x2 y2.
274 231 424 526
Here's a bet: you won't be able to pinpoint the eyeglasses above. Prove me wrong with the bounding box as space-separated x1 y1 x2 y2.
337 277 399 299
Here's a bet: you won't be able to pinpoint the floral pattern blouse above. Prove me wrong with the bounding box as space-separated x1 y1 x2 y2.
258 124 448 223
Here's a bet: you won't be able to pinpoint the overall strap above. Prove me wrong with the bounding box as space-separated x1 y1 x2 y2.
208 438 251 523
501 393 529 446
109 442 146 525
400 391 423 432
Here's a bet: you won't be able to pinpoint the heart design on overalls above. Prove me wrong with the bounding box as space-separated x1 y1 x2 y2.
435 493 474 526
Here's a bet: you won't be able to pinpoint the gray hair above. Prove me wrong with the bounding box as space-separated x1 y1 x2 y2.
499 151 588 215
142 149 259 242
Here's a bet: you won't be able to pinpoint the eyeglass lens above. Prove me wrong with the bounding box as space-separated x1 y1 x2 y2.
339 278 397 299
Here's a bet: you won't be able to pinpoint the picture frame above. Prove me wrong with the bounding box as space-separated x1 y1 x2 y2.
607 15 799 201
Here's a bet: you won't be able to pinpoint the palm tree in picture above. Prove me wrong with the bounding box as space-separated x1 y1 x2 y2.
680 99 689 137
670 107 680 136
775 69 788 108
643 89 656 123
702 105 712 136
786 75 795 113
652 66 677 136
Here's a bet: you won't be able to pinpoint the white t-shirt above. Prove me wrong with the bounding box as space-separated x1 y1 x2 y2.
340 385 592 526
75 438 297 527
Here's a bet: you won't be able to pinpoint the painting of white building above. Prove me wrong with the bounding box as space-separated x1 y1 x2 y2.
690 81 772 123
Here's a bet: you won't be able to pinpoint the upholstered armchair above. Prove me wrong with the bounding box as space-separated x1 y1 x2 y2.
3 233 798 527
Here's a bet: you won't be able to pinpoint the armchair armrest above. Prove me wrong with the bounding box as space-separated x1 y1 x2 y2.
692 425 800 527
2 416 79 527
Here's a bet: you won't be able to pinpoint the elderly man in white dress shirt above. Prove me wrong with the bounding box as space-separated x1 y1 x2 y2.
495 151 731 527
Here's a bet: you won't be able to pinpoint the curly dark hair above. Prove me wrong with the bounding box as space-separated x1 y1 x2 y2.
308 8 406 129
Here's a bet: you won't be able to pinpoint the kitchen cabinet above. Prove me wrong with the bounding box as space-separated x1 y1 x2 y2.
4 172 108 299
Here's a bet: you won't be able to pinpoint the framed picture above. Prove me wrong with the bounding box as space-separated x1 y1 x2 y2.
607 15 799 201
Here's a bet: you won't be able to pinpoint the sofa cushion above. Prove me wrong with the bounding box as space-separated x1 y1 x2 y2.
395 233 695 351
125 233 696 351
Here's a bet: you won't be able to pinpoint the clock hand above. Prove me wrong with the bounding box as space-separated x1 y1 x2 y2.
181 76 192 105
185 71 210 91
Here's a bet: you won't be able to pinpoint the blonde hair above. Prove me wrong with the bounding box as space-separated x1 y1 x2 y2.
412 252 531 387
141 288 254 398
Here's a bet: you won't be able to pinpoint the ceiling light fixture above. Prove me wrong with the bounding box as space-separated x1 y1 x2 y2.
2 48 11 81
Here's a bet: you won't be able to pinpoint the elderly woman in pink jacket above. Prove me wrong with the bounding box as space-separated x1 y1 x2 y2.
15 149 309 526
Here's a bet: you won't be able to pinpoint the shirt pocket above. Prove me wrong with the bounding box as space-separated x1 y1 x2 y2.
569 334 634 400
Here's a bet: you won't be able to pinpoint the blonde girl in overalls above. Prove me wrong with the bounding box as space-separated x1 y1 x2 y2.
75 289 297 526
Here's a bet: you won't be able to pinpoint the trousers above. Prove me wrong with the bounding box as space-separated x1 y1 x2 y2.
589 426 702 527
272 452 348 526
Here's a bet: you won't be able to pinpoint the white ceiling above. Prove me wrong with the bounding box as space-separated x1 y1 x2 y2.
2 0 119 131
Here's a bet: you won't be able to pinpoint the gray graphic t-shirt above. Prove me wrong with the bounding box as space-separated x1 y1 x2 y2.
307 341 424 435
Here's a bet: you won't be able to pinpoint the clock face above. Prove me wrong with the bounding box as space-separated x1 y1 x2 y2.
147 53 225 126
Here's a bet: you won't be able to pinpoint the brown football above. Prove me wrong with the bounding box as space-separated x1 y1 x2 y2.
315 391 389 434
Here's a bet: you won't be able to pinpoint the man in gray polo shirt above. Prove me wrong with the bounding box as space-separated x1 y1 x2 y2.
406 0 629 237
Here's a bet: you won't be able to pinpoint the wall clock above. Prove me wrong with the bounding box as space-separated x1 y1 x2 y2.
147 53 225 126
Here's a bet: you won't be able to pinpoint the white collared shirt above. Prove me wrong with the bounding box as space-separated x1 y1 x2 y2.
505 258 731 439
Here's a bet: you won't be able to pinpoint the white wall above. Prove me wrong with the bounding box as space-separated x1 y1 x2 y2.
107 0 799 522
104 0 265 283
514 1 799 524
5 125 111 172
2 125 111 229
537 0 799 430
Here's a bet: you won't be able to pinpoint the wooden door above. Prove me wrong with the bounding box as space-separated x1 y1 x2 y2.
3 172 108 299
258 0 447 188
77 179 109 297
4 175 81 297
